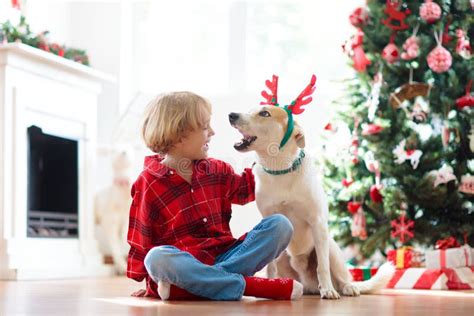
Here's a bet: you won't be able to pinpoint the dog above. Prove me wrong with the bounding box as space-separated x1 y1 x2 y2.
228 77 393 299
95 149 133 274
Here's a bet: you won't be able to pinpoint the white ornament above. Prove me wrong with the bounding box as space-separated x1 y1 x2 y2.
428 165 457 188
393 139 423 169
459 175 474 195
366 72 383 121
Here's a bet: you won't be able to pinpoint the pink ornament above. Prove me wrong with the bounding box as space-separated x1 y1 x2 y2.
427 45 452 73
420 0 441 23
351 204 367 240
382 42 400 63
350 7 369 27
401 35 420 60
456 29 472 59
441 124 450 148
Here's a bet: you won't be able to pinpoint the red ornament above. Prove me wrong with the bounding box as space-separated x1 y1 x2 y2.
401 35 420 60
350 7 369 27
362 124 384 136
427 45 452 73
382 0 410 31
342 178 354 187
324 122 337 133
391 212 415 243
420 0 441 24
11 0 20 9
456 80 474 109
347 201 361 215
382 42 400 64
442 19 453 44
343 29 372 72
370 184 383 203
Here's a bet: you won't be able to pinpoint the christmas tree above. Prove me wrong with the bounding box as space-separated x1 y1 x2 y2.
323 0 474 258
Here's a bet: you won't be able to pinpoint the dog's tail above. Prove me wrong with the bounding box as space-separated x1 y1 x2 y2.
351 262 395 294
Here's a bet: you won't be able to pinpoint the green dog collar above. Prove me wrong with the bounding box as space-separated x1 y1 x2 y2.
262 149 305 175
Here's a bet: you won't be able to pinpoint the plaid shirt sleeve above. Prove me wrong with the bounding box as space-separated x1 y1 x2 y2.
126 181 153 282
222 161 256 205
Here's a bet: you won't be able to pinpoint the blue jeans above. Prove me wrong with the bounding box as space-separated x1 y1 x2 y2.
144 214 293 300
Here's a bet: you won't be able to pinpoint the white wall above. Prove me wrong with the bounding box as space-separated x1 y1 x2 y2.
21 0 362 237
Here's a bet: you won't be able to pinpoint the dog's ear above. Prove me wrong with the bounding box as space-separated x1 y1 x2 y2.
294 124 305 148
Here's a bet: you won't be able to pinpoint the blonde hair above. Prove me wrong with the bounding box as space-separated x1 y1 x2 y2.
142 91 212 154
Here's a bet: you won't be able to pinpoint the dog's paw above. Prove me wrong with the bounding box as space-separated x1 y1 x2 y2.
320 287 341 300
342 283 360 297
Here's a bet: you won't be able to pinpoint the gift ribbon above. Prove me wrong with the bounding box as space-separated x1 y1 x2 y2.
396 246 413 269
440 249 446 268
463 247 469 266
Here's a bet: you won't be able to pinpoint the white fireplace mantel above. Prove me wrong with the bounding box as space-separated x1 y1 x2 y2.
0 43 114 279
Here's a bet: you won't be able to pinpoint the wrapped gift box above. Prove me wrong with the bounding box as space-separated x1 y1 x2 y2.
425 245 474 269
387 247 424 269
386 266 474 290
349 267 379 281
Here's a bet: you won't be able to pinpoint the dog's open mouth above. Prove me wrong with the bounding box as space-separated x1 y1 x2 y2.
234 134 257 151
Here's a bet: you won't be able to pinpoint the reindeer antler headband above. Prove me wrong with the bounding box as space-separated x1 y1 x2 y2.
260 74 317 149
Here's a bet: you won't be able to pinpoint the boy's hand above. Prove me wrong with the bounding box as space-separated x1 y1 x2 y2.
131 289 147 297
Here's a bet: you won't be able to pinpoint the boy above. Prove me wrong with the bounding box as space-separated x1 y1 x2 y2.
127 91 302 300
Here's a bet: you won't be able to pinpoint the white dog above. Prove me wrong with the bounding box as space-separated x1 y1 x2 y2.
229 75 393 299
95 149 133 274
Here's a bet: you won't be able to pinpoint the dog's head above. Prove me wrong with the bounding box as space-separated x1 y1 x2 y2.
229 74 316 154
229 106 305 153
229 75 316 155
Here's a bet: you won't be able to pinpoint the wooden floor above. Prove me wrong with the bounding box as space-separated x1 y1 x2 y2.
1 277 474 316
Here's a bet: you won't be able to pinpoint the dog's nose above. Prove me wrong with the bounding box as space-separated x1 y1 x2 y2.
229 112 240 124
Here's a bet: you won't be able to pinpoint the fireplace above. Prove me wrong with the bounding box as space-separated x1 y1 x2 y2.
0 43 114 279
27 126 79 238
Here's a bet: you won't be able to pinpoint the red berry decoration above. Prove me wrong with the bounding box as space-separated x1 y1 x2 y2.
420 0 442 24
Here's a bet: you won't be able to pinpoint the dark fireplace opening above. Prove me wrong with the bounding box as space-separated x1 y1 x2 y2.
27 126 79 238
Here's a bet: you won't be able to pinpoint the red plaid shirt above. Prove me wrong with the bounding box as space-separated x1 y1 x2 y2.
126 155 255 296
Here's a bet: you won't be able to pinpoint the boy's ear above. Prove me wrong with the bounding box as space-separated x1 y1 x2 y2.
294 124 305 148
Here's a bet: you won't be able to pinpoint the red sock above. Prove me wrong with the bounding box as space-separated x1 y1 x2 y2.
165 284 206 300
243 276 297 300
